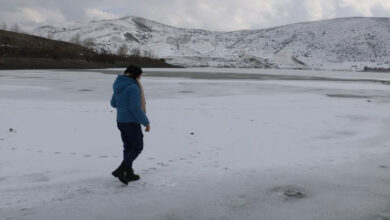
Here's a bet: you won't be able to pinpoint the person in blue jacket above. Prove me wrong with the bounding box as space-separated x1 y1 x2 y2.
110 65 150 185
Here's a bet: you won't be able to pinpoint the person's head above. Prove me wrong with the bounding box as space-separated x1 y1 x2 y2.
124 65 143 79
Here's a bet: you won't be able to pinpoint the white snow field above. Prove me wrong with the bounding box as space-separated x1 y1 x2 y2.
1 68 390 220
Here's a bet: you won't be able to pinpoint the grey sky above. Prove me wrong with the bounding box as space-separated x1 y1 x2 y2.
1 0 389 31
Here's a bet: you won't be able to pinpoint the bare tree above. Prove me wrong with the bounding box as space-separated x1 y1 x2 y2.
1 22 7 30
10 23 20 33
117 44 128 56
130 47 141 57
82 38 95 50
70 33 81 45
47 32 53 40
142 49 150 58
142 49 156 58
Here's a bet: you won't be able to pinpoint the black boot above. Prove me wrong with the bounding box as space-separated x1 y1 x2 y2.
125 166 140 182
112 162 129 185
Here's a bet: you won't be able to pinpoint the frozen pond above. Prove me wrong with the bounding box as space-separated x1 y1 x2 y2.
1 68 390 220
1 68 390 102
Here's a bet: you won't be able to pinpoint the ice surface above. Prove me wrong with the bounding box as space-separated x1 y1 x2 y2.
1 68 390 220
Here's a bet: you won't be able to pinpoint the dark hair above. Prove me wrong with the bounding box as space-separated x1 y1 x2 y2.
124 65 143 78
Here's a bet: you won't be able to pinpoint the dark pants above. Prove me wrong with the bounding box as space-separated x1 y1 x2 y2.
117 122 144 168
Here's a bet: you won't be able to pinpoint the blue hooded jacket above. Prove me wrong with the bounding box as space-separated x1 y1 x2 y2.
110 75 150 126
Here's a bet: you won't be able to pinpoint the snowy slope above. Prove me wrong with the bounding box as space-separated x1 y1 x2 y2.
31 16 390 70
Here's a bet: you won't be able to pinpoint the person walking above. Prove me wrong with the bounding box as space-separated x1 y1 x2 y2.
110 65 150 185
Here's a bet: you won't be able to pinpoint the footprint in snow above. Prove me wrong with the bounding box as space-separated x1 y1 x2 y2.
157 162 169 167
19 208 34 216
78 89 93 92
143 167 157 172
76 187 93 195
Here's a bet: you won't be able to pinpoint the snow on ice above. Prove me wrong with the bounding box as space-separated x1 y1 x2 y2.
1 68 390 220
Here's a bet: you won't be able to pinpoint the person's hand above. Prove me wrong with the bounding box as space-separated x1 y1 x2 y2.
145 124 150 132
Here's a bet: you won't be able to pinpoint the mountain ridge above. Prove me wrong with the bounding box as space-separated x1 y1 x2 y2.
31 16 390 70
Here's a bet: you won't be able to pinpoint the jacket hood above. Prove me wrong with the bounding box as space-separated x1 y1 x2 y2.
113 75 137 94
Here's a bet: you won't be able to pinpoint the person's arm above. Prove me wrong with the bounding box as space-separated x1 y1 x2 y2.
110 94 117 108
128 86 150 127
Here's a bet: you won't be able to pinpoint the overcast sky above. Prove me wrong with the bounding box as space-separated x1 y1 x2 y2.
1 0 389 32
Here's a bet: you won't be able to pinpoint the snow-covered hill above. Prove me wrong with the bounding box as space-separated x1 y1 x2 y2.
31 16 390 70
